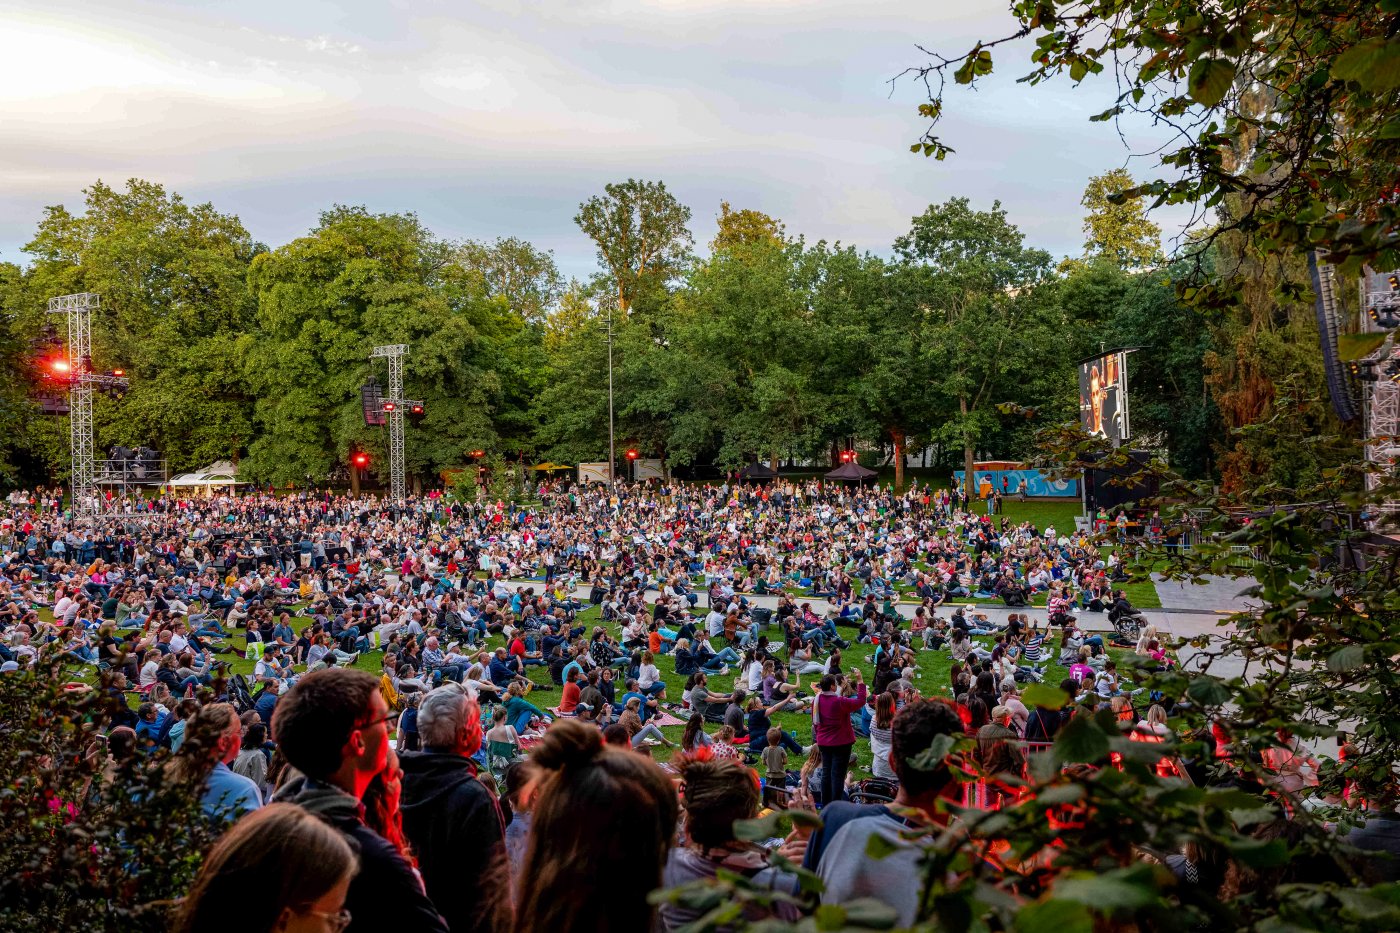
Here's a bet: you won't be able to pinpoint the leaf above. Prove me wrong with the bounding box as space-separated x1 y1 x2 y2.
1334 38 1400 91
1053 714 1110 764
1328 644 1365 672
842 898 900 928
865 831 900 860
1020 682 1070 710
1187 675 1231 705
1054 873 1155 909
1015 898 1094 933
1188 57 1235 107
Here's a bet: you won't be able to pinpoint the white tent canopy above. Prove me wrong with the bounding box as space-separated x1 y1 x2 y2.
166 460 245 488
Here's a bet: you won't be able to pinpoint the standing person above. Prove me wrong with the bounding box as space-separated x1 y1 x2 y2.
512 720 678 933
271 668 448 933
174 803 357 933
811 671 866 806
399 686 512 933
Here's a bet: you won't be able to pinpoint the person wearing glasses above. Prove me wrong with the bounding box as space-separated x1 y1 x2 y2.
174 802 356 933
272 668 449 933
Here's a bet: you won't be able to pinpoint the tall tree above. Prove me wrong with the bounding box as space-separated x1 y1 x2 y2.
896 198 1054 487
1066 169 1163 271
711 202 786 252
574 179 693 317
14 179 259 475
241 206 498 487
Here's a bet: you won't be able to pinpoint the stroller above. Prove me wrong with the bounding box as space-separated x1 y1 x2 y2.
1109 605 1144 644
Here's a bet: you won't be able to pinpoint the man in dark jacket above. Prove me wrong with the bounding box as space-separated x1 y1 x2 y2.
400 685 511 933
272 668 448 933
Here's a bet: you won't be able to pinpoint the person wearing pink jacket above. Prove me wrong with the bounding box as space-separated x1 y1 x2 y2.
811 669 866 805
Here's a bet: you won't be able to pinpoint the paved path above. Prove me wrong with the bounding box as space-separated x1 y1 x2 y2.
489 571 1261 682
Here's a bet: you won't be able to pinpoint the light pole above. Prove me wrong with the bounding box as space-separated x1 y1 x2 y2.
607 306 616 486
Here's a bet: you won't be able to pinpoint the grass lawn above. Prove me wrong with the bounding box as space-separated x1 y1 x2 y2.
208 602 1125 775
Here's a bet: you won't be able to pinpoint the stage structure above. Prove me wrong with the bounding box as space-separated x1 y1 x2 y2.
47 293 130 515
1358 266 1400 528
369 344 423 502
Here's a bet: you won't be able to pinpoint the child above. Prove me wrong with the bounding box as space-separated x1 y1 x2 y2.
762 727 788 785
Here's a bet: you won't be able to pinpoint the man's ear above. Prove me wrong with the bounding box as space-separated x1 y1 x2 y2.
272 906 294 932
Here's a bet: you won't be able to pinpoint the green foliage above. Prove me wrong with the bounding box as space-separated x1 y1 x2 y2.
574 178 694 316
0 662 221 931
240 206 508 486
1060 170 1163 272
12 179 260 474
904 0 1400 273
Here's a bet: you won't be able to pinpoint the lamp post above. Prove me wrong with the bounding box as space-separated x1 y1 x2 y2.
607 306 616 486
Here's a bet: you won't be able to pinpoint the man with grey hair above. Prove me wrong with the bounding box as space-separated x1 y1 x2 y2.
399 686 510 933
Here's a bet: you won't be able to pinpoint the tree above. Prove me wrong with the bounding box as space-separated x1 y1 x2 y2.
711 202 786 252
658 236 828 469
1064 169 1163 271
453 236 563 325
895 198 1055 487
241 206 498 487
13 179 260 475
574 179 693 317
1203 213 1353 495
903 0 1400 274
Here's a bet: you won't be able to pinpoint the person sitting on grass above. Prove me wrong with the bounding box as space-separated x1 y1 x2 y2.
617 695 676 748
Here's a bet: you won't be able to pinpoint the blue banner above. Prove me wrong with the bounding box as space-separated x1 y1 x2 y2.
953 469 1077 498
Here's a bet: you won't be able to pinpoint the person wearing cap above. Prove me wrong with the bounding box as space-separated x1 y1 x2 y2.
399 685 511 933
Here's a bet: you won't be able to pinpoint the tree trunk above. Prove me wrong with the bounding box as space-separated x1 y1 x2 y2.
830 439 841 468
350 463 360 498
961 394 975 499
890 428 906 492
770 448 779 473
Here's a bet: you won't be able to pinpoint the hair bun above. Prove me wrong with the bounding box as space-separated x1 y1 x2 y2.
530 719 604 771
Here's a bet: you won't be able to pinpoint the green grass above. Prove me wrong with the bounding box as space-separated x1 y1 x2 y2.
210 603 1125 775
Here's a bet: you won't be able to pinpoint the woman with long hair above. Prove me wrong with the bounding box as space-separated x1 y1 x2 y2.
165 702 261 819
513 720 678 933
681 713 711 753
869 692 898 781
174 802 356 933
362 747 414 865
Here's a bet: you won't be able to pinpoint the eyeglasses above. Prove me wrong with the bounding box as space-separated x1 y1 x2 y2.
357 712 396 731
305 908 352 932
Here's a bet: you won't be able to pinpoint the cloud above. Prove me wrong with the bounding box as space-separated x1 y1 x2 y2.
0 0 1197 275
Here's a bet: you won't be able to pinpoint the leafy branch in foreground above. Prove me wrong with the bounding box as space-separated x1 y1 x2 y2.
900 0 1400 273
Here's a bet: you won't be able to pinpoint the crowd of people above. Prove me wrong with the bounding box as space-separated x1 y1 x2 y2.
3 478 1393 931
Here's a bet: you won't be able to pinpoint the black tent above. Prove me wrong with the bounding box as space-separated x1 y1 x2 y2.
738 462 779 482
824 461 878 484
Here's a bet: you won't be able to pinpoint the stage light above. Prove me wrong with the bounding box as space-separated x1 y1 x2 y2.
626 448 639 460
382 401 396 412
352 452 369 468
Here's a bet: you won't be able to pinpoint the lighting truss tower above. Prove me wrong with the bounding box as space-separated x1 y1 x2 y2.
47 293 127 515
1361 269 1400 530
370 344 422 502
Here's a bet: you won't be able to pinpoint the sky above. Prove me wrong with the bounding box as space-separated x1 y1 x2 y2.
0 0 1194 281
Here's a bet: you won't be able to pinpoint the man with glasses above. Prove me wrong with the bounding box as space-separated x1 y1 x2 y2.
272 668 448 933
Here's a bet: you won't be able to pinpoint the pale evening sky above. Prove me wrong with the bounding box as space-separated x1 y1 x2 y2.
0 0 1192 281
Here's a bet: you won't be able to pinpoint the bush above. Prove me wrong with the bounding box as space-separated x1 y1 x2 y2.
0 663 223 932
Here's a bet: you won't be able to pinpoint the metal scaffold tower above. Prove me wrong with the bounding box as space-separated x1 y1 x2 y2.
370 344 422 502
1361 268 1400 529
47 293 127 515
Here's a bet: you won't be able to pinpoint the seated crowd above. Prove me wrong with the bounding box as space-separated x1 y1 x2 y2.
1 481 1386 932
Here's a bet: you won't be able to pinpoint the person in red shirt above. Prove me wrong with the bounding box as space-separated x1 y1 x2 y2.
811 669 867 805
559 669 583 714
